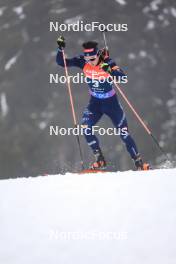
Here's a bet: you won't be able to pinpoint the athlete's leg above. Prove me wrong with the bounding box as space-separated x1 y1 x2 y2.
118 119 139 159
81 98 106 168
104 95 139 159
81 100 102 153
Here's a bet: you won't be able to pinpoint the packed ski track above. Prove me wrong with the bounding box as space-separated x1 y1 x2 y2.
0 168 176 264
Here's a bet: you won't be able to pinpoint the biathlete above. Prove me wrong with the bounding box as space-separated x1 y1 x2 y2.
56 36 149 170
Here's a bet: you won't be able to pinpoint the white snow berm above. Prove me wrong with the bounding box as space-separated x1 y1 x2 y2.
0 168 176 264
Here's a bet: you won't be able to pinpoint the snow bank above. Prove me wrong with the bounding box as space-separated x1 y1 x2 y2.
0 169 176 264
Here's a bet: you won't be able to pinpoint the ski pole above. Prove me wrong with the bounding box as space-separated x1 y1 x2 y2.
100 29 169 161
61 48 85 169
102 29 108 51
113 82 169 160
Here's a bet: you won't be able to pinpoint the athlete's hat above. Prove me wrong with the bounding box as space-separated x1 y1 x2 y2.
82 41 98 57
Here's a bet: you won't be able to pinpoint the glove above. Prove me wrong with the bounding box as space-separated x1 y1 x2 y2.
57 36 65 49
100 63 112 74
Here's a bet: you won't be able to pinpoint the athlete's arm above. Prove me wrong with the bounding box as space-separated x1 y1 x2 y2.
104 58 126 77
56 36 85 68
56 48 84 68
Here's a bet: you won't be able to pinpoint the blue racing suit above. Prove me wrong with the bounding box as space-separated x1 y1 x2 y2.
56 48 139 159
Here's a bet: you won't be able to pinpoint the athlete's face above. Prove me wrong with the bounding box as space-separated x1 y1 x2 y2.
84 55 99 66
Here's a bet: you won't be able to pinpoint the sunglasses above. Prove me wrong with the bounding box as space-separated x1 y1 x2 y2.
84 55 98 62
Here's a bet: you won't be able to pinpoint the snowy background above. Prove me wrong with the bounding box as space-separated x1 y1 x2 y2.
0 0 176 178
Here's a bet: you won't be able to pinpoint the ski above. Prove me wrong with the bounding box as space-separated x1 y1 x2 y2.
78 169 109 174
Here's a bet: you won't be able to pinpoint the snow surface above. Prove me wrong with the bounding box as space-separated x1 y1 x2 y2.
0 93 9 117
0 169 176 264
13 6 26 20
115 0 127 6
4 52 21 71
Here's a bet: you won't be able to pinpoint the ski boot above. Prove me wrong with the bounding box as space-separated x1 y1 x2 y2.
90 149 106 170
134 154 150 171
